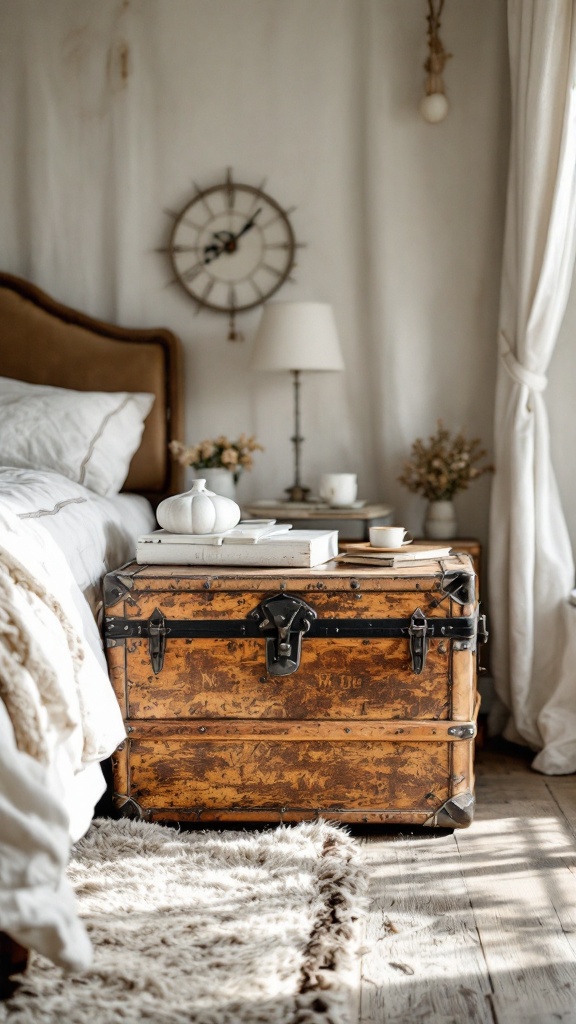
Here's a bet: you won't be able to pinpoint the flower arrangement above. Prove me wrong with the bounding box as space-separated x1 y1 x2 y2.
398 421 492 501
169 434 264 482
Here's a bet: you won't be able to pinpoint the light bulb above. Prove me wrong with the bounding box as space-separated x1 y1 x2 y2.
420 91 449 123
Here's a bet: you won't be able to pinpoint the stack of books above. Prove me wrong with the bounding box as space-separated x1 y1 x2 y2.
336 542 453 568
136 520 339 568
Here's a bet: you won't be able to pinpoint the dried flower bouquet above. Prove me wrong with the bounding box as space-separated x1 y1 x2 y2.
398 421 492 501
170 434 263 482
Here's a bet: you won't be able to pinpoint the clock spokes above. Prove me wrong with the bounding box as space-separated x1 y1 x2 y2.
200 278 215 303
182 262 206 282
156 243 200 255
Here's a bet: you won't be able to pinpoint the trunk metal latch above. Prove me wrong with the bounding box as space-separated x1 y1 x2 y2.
252 593 317 676
408 608 430 674
148 608 168 674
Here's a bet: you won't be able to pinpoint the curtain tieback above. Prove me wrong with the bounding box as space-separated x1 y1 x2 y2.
499 335 547 392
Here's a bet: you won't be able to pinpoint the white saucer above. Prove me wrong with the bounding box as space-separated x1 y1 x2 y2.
331 501 366 510
306 499 367 510
249 498 367 511
356 540 413 552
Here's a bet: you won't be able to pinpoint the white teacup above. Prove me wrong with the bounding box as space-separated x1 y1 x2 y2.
319 473 358 508
369 526 413 548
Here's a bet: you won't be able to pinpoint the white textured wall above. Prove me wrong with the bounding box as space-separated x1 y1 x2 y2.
0 0 516 555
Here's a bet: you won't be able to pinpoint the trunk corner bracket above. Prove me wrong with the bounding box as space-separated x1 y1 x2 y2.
425 790 475 828
439 570 476 606
103 571 134 608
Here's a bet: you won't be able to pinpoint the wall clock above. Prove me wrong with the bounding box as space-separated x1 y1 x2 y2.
162 169 301 340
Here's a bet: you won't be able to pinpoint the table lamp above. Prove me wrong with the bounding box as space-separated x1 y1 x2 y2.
251 301 344 501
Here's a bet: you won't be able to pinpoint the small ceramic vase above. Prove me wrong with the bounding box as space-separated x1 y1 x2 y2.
191 467 237 501
423 500 457 540
156 479 241 535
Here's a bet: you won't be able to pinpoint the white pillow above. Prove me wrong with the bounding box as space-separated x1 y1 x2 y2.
0 377 155 496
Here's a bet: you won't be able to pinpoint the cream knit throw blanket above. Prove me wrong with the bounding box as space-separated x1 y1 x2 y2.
0 538 89 767
0 507 124 973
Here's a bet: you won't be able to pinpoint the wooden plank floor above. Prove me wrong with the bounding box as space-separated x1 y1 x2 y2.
355 738 576 1024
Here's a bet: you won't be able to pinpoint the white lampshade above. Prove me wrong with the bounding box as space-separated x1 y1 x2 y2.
251 301 344 372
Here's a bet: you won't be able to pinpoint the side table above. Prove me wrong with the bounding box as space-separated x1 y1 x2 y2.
241 502 394 543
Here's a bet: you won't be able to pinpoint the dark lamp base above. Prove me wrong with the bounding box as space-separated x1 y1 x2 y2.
284 484 310 502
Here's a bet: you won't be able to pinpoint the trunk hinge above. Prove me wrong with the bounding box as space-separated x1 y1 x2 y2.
252 593 317 677
148 607 168 674
408 608 430 674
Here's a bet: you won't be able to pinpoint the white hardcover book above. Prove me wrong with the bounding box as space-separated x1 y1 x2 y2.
136 529 339 568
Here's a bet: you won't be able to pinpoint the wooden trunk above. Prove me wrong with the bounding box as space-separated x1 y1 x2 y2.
103 554 485 827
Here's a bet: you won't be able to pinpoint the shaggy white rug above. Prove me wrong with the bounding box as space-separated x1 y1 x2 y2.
2 818 366 1024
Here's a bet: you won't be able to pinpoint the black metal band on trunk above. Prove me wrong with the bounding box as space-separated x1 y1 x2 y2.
104 589 486 677
104 614 478 641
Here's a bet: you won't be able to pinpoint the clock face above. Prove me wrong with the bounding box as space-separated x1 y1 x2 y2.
167 179 297 313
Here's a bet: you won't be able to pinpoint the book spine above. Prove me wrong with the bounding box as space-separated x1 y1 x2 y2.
137 538 337 568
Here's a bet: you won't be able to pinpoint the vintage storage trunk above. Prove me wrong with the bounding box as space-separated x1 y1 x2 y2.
103 554 487 828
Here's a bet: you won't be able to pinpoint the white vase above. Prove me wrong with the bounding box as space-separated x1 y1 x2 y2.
156 479 241 535
424 500 457 539
191 468 237 501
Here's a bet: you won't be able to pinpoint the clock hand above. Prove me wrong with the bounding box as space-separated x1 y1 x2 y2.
202 210 262 264
203 230 236 263
203 243 221 264
234 207 262 241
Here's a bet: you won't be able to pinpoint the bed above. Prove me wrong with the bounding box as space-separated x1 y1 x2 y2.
0 272 184 980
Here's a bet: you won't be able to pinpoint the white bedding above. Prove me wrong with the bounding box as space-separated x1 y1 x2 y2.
0 468 156 969
0 377 154 496
0 467 155 617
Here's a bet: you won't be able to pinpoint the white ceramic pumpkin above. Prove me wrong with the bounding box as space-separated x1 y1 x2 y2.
156 479 241 535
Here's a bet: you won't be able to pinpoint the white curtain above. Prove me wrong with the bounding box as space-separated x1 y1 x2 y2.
489 0 576 774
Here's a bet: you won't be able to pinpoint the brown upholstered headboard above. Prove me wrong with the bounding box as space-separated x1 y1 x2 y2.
0 272 184 504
